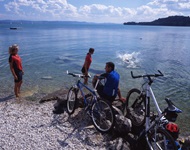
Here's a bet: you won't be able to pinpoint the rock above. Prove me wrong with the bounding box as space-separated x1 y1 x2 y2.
180 135 190 150
41 76 53 80
106 137 131 150
114 114 132 135
39 96 59 103
53 99 66 114
39 88 68 103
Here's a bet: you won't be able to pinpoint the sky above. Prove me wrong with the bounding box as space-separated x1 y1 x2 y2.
0 0 190 23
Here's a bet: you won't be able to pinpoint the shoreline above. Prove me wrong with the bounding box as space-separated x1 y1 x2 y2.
0 88 189 149
3 88 189 136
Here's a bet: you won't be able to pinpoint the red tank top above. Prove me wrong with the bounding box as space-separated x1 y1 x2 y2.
85 53 92 69
10 54 23 71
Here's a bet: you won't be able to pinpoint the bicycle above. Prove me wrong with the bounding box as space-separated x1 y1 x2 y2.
124 70 182 150
66 71 115 133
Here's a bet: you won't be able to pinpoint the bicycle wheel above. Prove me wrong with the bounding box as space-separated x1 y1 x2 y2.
91 99 115 133
147 127 178 150
126 88 146 127
67 87 77 115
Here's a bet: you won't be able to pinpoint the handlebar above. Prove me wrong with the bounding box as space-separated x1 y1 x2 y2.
66 70 91 78
131 70 164 79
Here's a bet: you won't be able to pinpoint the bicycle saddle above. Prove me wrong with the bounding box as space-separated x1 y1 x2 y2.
165 98 182 113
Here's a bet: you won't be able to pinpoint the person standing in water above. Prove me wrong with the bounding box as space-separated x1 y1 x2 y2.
9 44 24 98
81 48 95 84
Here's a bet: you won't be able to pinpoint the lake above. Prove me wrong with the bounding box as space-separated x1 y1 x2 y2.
0 21 190 133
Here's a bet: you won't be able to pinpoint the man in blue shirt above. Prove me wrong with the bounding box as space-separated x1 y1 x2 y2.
93 62 124 102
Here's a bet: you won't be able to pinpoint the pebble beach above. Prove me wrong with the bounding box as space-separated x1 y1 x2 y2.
0 89 131 150
0 89 189 150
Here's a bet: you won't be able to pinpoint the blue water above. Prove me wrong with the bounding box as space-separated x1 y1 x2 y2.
0 21 190 133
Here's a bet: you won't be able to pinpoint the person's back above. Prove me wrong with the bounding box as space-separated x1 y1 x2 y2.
103 70 119 98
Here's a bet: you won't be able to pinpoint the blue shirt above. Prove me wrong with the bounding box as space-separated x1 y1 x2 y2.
101 70 120 97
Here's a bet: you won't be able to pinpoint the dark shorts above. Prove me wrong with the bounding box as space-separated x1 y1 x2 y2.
81 67 85 73
96 82 115 103
15 70 23 83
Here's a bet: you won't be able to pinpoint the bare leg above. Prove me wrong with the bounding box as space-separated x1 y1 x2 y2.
14 81 22 97
18 80 22 94
92 76 98 87
84 77 88 85
14 82 19 97
82 72 88 85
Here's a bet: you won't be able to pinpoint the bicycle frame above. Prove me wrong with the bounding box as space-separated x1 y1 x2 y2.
68 71 101 107
75 79 98 106
144 82 162 131
136 89 164 149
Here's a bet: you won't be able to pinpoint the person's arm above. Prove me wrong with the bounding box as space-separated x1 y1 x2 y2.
9 61 18 80
118 87 126 102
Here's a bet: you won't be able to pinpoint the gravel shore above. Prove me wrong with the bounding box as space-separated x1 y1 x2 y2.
0 90 131 150
0 89 189 150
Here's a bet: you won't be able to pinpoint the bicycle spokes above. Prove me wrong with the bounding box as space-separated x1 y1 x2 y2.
91 100 115 133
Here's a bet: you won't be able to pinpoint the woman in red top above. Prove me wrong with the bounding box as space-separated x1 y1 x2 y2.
81 48 94 84
9 44 24 98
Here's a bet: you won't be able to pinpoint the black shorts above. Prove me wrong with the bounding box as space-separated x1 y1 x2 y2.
15 70 23 83
81 67 86 74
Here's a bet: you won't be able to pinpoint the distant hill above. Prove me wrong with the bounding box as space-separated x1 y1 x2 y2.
124 16 190 26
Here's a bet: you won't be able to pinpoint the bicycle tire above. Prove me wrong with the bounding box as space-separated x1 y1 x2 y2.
147 127 178 150
91 99 115 133
67 87 77 115
126 88 146 127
